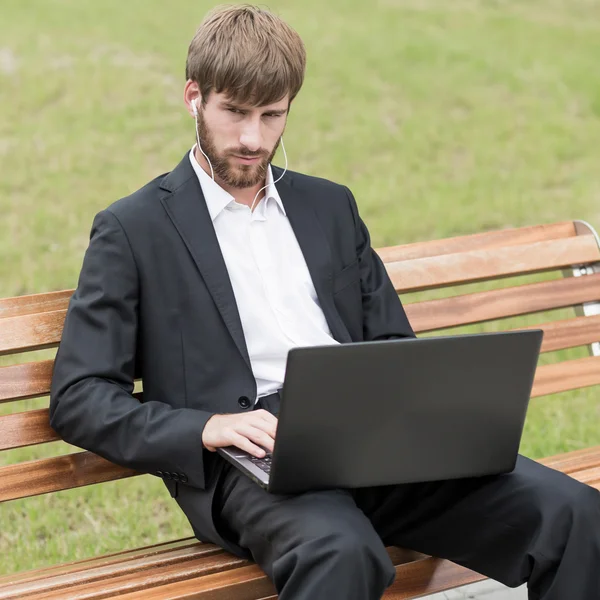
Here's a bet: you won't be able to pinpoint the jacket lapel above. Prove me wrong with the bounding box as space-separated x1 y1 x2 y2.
276 171 352 344
158 155 352 371
159 153 252 370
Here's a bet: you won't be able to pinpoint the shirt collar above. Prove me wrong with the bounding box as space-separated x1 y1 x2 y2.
188 146 286 222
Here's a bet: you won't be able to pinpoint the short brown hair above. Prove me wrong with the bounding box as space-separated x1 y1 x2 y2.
186 5 306 107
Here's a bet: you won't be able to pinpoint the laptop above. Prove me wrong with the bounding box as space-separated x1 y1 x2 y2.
217 330 543 494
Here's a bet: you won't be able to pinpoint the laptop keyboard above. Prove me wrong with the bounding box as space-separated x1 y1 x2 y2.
249 454 272 474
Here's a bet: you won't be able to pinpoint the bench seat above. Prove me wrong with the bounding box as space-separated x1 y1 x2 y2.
0 447 597 600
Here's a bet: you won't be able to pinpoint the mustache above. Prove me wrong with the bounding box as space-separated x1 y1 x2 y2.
229 149 268 159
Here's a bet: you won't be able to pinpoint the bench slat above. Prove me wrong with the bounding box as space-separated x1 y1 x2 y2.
1 355 598 451
59 549 421 600
0 452 139 502
0 538 201 587
2 275 599 371
384 557 486 599
9 271 596 359
0 552 248 600
0 291 72 320
531 355 600 398
514 315 600 353
2 353 596 437
0 311 66 356
540 445 600 474
377 221 577 263
405 272 600 333
576 466 600 487
388 236 600 293
81 557 485 600
111 563 275 600
0 544 230 600
0 409 59 450
0 361 54 403
0 362 143 405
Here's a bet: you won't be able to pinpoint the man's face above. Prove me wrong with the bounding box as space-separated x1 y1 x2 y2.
196 91 289 189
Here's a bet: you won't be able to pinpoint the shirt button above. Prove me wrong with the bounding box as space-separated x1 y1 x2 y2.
238 396 251 409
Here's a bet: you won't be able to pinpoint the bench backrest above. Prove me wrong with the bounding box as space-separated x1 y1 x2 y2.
1 220 599 504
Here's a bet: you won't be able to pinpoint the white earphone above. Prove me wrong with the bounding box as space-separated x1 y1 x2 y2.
250 138 288 212
191 95 289 210
192 97 215 180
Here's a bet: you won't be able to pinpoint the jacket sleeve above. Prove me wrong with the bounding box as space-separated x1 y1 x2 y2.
344 187 416 341
49 209 214 490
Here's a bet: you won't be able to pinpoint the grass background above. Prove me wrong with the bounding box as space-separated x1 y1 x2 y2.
1 0 600 575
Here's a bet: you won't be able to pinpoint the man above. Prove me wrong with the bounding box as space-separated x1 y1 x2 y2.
49 5 600 599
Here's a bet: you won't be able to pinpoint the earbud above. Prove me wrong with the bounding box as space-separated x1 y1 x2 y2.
192 98 199 118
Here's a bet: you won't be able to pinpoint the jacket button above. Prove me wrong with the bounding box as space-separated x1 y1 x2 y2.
171 473 180 482
156 471 163 477
180 474 188 483
238 396 251 409
164 472 172 480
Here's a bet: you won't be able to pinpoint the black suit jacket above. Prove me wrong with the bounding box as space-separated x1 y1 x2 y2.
49 152 415 556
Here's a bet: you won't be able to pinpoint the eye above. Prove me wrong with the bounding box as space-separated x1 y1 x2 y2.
228 108 244 115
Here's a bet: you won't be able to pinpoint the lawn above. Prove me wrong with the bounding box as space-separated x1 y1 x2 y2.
1 0 599 575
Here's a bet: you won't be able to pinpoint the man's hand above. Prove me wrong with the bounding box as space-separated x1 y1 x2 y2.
202 410 278 457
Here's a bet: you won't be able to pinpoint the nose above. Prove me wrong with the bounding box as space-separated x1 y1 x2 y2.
239 118 262 153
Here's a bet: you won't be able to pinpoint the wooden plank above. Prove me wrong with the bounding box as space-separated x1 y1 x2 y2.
78 548 418 600
0 311 66 356
0 361 54 403
377 221 577 263
574 466 600 488
384 558 485 599
258 558 485 600
387 236 600 293
540 445 600 474
531 355 600 398
405 273 600 333
0 290 72 319
0 409 59 451
110 563 275 600
0 550 247 600
0 361 143 404
0 545 418 600
0 544 225 599
0 538 201 588
94 556 485 600
514 315 600 353
0 452 140 502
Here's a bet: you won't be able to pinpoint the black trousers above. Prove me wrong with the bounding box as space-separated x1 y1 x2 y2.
213 393 600 599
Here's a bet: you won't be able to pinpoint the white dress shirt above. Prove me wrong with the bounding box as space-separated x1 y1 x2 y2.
189 147 339 399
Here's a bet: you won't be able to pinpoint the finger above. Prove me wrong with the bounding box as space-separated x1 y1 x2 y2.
254 409 278 426
245 416 277 442
237 424 276 453
229 431 268 458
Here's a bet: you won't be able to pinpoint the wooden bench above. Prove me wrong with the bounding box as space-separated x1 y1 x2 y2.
1 219 599 599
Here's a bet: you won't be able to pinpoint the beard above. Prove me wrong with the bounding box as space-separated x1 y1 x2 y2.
196 109 280 189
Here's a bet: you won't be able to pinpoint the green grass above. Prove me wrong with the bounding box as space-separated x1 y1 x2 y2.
1 0 600 576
